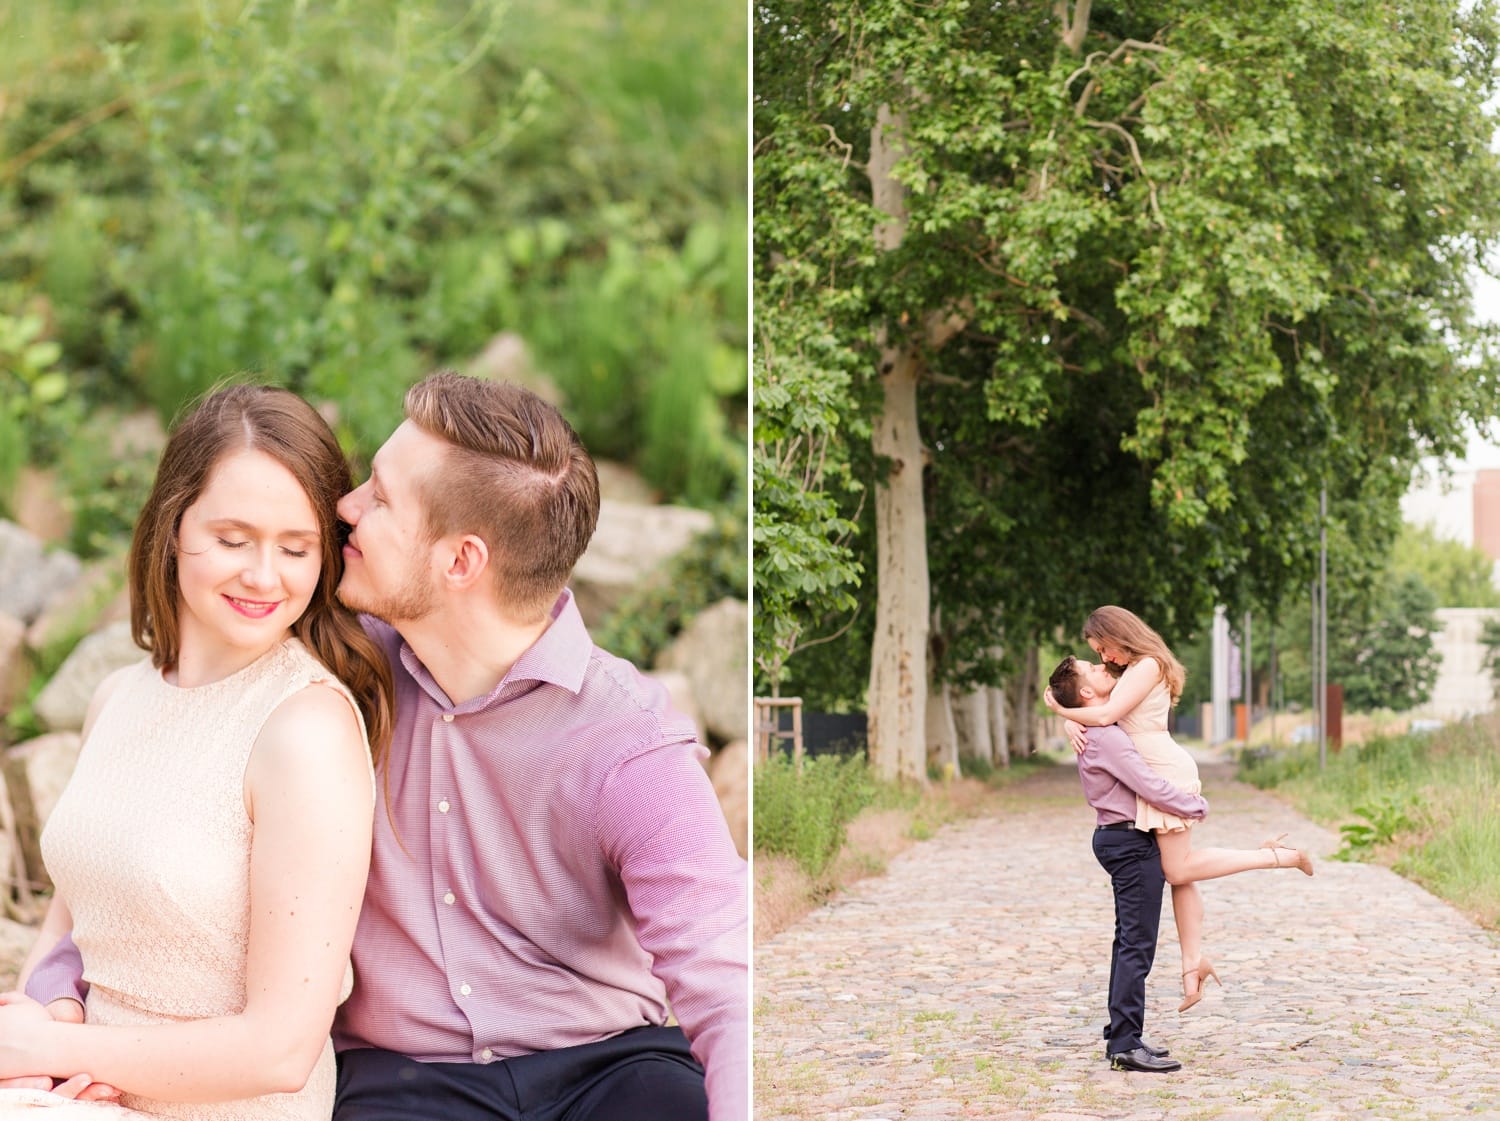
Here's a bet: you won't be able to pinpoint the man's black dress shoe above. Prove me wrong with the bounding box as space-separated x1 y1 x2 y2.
1108 1047 1182 1073
1101 1026 1168 1058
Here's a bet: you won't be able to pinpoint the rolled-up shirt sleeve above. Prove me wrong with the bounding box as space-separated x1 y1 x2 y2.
23 931 88 1007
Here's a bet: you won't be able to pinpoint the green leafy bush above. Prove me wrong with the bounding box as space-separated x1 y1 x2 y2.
2 0 746 512
754 752 874 877
54 410 158 558
0 304 81 504
1335 792 1421 861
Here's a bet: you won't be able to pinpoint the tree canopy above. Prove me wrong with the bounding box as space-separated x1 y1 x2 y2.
755 0 1500 771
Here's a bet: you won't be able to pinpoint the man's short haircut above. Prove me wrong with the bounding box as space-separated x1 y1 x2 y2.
404 371 601 622
1048 655 1086 709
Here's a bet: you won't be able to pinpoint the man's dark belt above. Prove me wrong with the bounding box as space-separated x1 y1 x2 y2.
1096 821 1136 831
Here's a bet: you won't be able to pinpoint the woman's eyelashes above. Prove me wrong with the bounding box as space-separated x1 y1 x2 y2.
217 537 310 559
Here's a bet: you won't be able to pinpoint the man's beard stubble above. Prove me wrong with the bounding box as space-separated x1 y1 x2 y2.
336 556 437 625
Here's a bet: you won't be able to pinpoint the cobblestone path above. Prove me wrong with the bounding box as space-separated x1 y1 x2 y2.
753 756 1500 1120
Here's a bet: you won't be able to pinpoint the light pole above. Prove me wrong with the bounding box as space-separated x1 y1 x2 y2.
1318 486 1328 770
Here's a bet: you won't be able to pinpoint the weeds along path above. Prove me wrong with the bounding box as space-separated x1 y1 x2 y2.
753 754 1500 1120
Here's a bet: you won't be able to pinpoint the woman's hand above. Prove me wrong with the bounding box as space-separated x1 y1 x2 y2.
0 994 120 1099
1066 719 1088 755
0 992 52 1077
1043 686 1063 714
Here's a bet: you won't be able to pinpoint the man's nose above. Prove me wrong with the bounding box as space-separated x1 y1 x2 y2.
337 485 363 524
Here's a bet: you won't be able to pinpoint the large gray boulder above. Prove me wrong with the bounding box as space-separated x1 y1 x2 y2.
655 598 748 744
594 461 659 506
34 621 142 732
707 738 748 859
4 732 84 899
0 769 17 917
0 520 82 625
571 500 714 628
9 731 83 834
25 555 128 655
464 332 563 404
650 669 706 747
0 915 33 985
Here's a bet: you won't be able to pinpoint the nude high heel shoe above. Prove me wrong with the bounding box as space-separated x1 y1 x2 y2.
1178 956 1220 1012
1265 839 1315 876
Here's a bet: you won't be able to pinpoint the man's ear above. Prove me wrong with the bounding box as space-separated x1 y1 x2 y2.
1078 683 1097 702
443 533 491 591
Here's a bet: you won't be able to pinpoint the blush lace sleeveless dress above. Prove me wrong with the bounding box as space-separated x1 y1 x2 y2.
1119 678 1202 833
0 639 369 1120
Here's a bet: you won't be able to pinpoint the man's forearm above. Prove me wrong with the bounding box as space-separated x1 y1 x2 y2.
1091 729 1207 819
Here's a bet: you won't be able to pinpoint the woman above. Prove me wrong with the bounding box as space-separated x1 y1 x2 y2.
1044 605 1312 1011
0 384 394 1115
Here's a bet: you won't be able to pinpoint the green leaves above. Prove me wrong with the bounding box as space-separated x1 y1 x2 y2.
757 0 1500 707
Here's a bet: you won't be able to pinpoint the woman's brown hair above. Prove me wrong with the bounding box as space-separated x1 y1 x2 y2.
1082 605 1187 704
129 383 394 769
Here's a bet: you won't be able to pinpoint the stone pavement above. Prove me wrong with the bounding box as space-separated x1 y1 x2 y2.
753 754 1500 1120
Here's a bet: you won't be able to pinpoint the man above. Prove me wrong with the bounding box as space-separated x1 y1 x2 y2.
1047 654 1207 1075
21 373 748 1120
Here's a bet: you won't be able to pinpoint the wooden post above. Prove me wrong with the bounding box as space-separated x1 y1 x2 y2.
1326 684 1343 751
753 697 805 770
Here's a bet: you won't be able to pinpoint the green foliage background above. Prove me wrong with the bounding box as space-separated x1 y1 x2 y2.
0 0 747 552
755 0 1500 712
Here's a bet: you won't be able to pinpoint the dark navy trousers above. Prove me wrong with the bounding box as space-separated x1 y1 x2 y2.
1091 824 1166 1056
334 1026 707 1121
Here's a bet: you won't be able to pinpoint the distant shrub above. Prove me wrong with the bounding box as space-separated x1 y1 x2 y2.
754 752 873 877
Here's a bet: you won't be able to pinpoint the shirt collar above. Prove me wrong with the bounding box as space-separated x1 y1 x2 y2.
505 588 591 694
394 587 591 712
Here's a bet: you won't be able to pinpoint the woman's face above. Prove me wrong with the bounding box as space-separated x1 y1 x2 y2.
175 449 323 670
1088 637 1130 667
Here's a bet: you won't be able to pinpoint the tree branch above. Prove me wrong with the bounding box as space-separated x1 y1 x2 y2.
790 605 866 659
925 298 973 349
1084 119 1163 224
1 71 201 182
1057 0 1093 55
819 122 859 171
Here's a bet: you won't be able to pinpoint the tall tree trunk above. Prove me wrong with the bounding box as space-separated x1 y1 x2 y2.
866 100 931 785
1005 645 1039 756
986 645 1010 767
924 675 960 780
952 685 993 765
987 680 1010 768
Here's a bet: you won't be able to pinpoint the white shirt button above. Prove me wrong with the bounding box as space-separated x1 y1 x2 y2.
481 1048 494 1061
438 799 450 813
459 983 472 996
442 714 454 723
443 891 455 905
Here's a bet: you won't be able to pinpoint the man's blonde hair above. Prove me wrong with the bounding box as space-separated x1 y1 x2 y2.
404 371 600 622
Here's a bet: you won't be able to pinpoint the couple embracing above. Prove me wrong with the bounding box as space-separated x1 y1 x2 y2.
0 373 747 1119
1045 607 1313 1074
